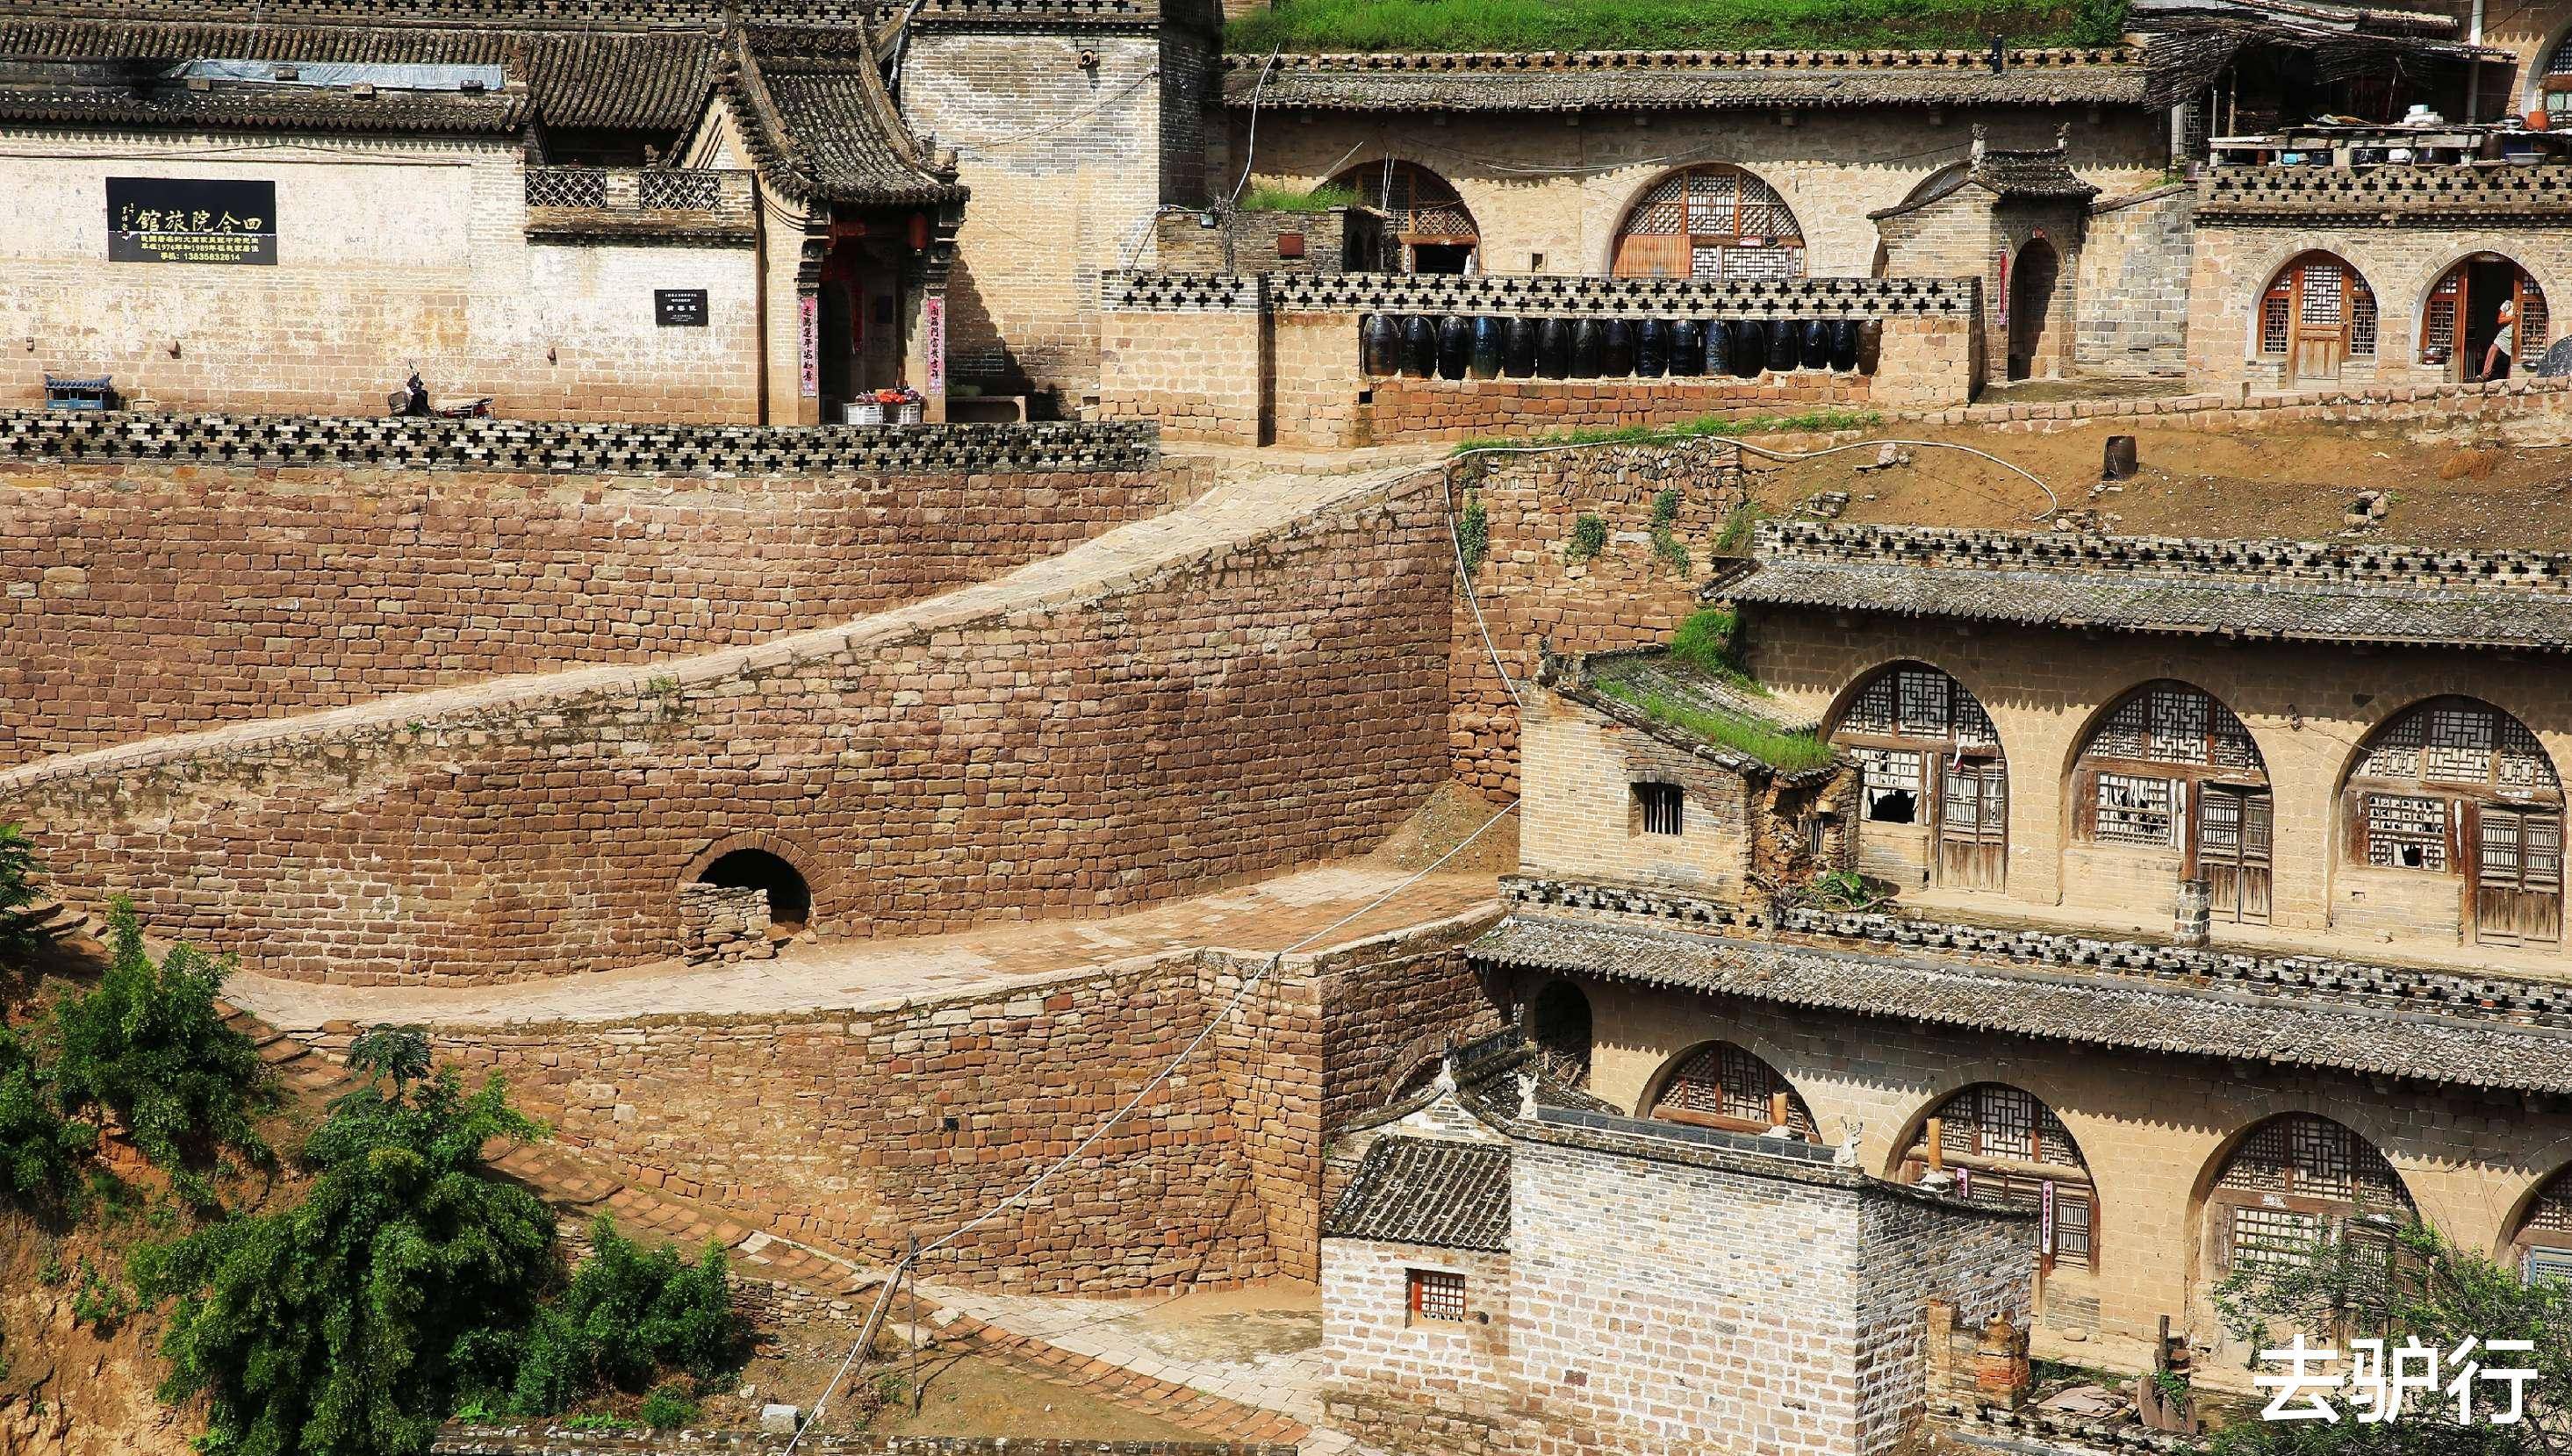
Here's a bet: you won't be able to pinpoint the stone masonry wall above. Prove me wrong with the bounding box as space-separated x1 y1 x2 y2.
1362 373 1872 444
2073 186 2193 377
0 458 1189 763
0 133 764 421
1317 921 1509 1134
1447 439 1751 800
1096 280 1267 443
0 471 1452 985
1321 1238 1519 1456
1517 688 1765 905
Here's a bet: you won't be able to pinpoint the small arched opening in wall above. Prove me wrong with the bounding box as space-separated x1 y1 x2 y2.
1892 1083 2098 1273
2006 234 2062 383
1326 158 1479 275
679 832 827 950
2066 679 2274 928
2501 1161 2572 1280
700 849 812 930
1520 978 1592 1090
1827 661 2008 895
2338 695 2564 948
2191 1113 2418 1330
1640 1039 1816 1140
2251 251 2377 386
2418 254 2552 383
1606 163 1807 280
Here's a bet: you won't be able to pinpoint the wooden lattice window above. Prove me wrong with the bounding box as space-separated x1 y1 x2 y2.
2365 793 2449 871
2419 259 2550 367
1612 165 1806 280
2259 255 2375 358
2216 1115 2411 1212
1854 747 1923 824
2089 685 2257 769
2094 773 2176 846
1408 1268 1467 1322
1634 782 1685 836
2054 1190 2094 1262
2352 700 2564 899
1651 1043 1815 1137
2229 1204 2325 1272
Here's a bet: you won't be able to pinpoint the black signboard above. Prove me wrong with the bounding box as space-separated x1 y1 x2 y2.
655 289 709 327
107 177 277 265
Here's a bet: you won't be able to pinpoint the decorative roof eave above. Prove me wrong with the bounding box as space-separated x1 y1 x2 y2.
1322 1137 1512 1252
715 27 965 210
0 87 534 136
1217 47 2151 111
1469 911 2572 1097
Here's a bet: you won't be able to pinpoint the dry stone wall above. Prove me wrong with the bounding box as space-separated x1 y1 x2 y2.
0 470 1451 985
0 454 1189 762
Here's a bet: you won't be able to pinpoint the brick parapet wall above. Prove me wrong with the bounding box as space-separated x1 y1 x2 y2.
2195 164 2572 224
0 459 1193 762
2 468 1451 984
1363 374 1872 443
1749 518 2572 591
1444 439 1751 799
0 411 1160 475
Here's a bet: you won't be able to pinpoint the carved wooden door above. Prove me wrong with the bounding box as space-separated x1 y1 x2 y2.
1937 759 2008 892
2197 786 2274 925
2289 259 2349 384
2475 805 2563 945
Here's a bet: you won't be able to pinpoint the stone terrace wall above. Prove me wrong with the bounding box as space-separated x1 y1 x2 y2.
436 1431 1292 1455
0 457 1191 763
0 469 1451 985
1446 439 1752 799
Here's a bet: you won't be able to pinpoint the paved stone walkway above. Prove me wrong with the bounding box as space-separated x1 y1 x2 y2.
232 862 1497 1032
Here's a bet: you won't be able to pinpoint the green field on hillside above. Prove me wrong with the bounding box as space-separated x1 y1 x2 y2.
1226 0 2123 54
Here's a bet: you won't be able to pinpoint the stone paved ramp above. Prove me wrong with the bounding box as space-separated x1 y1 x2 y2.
232 863 1494 1032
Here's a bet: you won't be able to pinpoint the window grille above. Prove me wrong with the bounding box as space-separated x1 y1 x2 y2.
2260 292 2291 356
2053 1189 2094 1261
2147 687 2209 765
2216 1116 2409 1210
2358 700 2561 795
1855 748 1922 821
2094 773 2175 846
2351 283 2379 355
2217 1122 2295 1193
1899 670 1952 737
1408 1268 1467 1322
2366 793 2447 871
1658 1044 1809 1134
526 168 607 209
2425 705 2498 784
1614 166 1804 280
2230 1205 2324 1273
2299 262 2344 325
1720 247 1803 279
2087 685 2259 772
639 169 723 211
1976 1086 2037 1160
1634 782 1685 836
1843 677 1897 736
2526 1181 2572 1233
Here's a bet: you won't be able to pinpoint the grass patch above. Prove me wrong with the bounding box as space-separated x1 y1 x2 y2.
1451 408 1879 456
1713 500 1764 555
1563 513 1609 564
1236 183 1362 212
1595 678 1834 771
1649 487 1691 577
1229 0 2122 54
1667 606 1745 678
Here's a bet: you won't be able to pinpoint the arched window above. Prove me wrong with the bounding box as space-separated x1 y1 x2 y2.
1328 160 1478 275
2509 1167 2572 1283
2073 681 2274 923
1610 165 1806 281
697 848 812 931
2421 256 2550 379
2206 1114 2415 1275
2257 252 2376 384
2541 32 2572 122
1831 663 2007 893
1645 1042 1814 1139
2345 697 2563 945
1524 979 1592 1089
1897 1084 2096 1269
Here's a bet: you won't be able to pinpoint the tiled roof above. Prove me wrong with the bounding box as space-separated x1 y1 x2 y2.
1469 913 2572 1096
1218 48 2151 112
725 32 966 206
1721 522 2572 652
0 65 532 133
1324 1136 1512 1251
1970 146 2099 200
1549 649 1839 780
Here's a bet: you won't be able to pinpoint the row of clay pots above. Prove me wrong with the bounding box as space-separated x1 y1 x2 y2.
1361 313 1872 380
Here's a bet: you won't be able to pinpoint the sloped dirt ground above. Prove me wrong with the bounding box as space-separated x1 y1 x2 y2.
1744 416 2572 549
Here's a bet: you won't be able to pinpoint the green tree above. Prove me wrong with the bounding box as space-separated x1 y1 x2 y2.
2210 1220 2572 1456
52 900 269 1204
0 1024 91 1205
499 1218 744 1417
133 1044 552 1456
0 821 44 960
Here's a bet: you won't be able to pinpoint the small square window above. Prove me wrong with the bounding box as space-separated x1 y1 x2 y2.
1408 1267 1467 1322
1634 782 1685 836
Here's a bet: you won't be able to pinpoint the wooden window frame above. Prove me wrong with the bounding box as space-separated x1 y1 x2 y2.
1407 1267 1468 1323
1634 781 1685 837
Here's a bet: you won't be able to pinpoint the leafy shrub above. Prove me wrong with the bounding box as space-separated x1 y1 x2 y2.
52 901 269 1204
1455 491 1490 577
1593 678 1836 772
0 1027 90 1205
501 1218 745 1416
0 822 43 959
640 1381 700 1431
1712 502 1764 556
68 1256 134 1330
2071 0 2128 44
1649 488 1692 577
1231 0 2096 53
134 1047 554 1456
1563 513 1609 565
1235 183 1361 213
561 1414 639 1434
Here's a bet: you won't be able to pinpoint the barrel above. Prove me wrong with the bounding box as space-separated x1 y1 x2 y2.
1401 315 1439 378
1537 318 1574 378
1361 314 1401 377
1732 320 1767 378
1636 319 1670 377
1667 319 1703 377
1437 315 1473 380
1600 318 1636 377
1828 319 1861 372
1699 319 1728 378
1570 319 1606 377
1505 317 1539 377
1800 319 1831 371
1469 316 1505 380
1765 318 1799 374
1857 319 1884 374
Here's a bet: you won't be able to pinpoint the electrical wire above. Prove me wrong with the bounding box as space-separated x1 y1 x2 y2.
1221 47 1282 208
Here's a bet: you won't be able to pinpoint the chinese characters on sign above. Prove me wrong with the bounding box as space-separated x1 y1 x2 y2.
798 296 820 398
654 289 709 327
2258 1335 2537 1424
922 294 945 395
107 177 277 265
